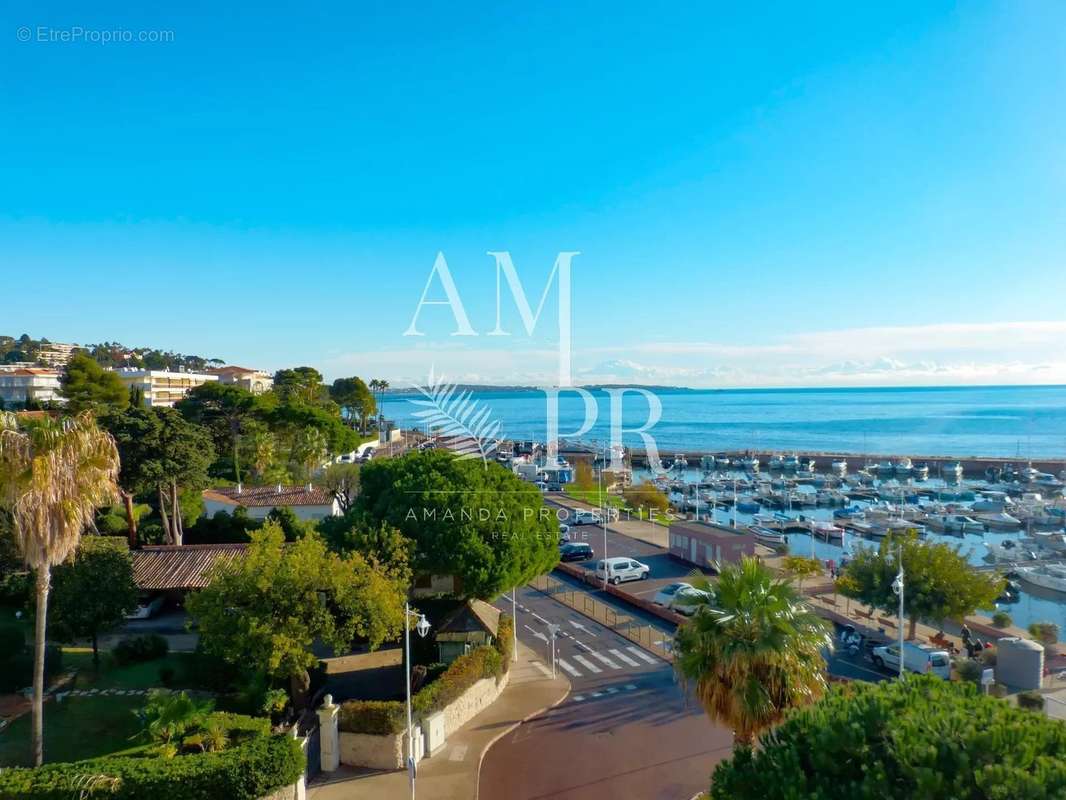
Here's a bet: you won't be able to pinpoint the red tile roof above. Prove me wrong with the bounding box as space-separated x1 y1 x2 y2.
202 485 335 508
132 544 247 590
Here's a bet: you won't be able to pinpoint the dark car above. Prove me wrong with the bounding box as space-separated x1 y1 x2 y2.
559 542 594 562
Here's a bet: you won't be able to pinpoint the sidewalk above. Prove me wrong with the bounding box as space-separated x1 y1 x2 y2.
307 641 570 800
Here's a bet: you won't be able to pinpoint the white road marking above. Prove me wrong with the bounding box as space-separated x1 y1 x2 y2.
572 694 585 702
531 611 550 625
569 620 597 636
575 640 594 653
530 660 554 678
609 648 640 667
449 744 468 761
523 624 548 643
572 654 602 673
591 691 603 698
605 687 619 694
557 658 581 678
624 683 638 691
626 646 659 664
590 651 621 669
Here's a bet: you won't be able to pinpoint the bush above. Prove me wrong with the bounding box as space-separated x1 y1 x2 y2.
955 658 983 683
708 676 1066 800
0 644 63 693
496 614 514 669
340 644 508 735
113 634 169 666
992 610 1013 628
1028 621 1059 647
0 623 24 657
0 733 304 800
1017 690 1046 712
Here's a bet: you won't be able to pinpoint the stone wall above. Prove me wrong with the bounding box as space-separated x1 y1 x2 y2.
443 671 510 736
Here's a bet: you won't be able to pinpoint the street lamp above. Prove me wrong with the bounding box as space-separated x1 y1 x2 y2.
404 602 431 799
891 546 905 679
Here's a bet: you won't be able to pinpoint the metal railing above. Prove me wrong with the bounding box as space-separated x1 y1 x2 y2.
529 573 674 661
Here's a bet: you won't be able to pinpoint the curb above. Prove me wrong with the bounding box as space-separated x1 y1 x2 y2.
473 675 572 800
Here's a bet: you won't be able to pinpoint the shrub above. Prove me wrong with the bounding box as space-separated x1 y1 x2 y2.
113 634 169 666
340 644 508 735
708 676 1066 800
955 658 982 683
0 644 63 693
1017 690 1046 711
992 610 1012 628
496 614 514 669
0 623 24 657
1028 621 1059 647
0 733 304 800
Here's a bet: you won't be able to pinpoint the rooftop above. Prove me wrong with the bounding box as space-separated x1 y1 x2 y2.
203 484 335 507
131 543 247 590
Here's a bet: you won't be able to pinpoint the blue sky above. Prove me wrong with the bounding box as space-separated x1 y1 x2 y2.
2 2 1066 387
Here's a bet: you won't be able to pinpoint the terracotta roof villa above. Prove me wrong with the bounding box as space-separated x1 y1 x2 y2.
132 543 247 591
202 484 341 521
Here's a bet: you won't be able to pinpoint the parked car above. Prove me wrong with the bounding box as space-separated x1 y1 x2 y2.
558 524 571 543
595 557 650 585
125 595 165 620
652 582 711 615
361 447 376 462
559 542 594 562
572 509 602 525
871 641 951 679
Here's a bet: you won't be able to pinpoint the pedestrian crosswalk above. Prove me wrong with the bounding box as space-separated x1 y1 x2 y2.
555 645 662 679
572 683 641 703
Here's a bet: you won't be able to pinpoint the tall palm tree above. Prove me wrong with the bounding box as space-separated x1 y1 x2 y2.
376 379 389 425
673 557 832 747
0 411 120 765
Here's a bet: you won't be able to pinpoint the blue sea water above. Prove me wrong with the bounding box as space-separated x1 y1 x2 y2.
386 385 1066 459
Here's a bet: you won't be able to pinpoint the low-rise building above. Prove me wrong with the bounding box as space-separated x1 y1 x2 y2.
0 367 63 407
115 368 218 408
206 365 274 395
668 519 755 569
202 484 341 521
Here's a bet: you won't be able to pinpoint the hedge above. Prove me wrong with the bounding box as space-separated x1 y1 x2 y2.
0 733 304 800
339 613 513 736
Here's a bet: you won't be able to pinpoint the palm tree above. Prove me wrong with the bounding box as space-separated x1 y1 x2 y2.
673 557 832 748
0 411 120 765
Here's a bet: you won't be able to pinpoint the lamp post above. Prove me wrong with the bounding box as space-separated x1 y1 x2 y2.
600 442 609 590
404 602 431 799
891 545 905 679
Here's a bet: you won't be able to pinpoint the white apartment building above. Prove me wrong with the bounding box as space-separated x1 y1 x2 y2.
0 367 63 407
115 368 219 408
37 342 79 368
206 365 274 395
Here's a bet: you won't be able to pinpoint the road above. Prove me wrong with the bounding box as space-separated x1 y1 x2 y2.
480 584 733 800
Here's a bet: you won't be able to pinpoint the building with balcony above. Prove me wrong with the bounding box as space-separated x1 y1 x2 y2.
115 368 218 408
37 342 79 368
206 365 274 395
0 367 63 407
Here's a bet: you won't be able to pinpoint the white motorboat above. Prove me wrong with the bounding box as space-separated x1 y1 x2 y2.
700 456 716 471
1032 532 1066 554
894 458 914 478
984 538 1040 563
976 512 1023 531
736 456 760 472
926 514 985 534
749 526 788 545
1016 563 1066 594
941 461 964 481
831 459 848 477
877 460 896 477
672 454 689 471
910 463 930 481
782 454 800 471
809 520 845 541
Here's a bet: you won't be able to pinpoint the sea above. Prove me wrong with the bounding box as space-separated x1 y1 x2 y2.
385 384 1066 459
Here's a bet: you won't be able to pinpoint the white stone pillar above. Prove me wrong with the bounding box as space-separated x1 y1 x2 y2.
317 694 340 773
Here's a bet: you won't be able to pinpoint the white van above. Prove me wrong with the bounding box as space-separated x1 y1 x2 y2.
572 509 602 526
872 642 951 679
595 557 650 585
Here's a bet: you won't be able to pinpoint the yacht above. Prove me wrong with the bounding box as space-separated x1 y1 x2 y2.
735 498 761 514
768 454 785 470
782 454 800 472
716 456 732 469
830 458 848 477
926 514 985 534
798 457 817 473
984 538 1039 563
910 462 930 481
941 461 964 482
894 457 914 478
1032 532 1066 554
736 455 760 472
700 455 716 471
976 512 1023 531
1016 563 1066 595
877 460 896 478
749 526 788 546
971 492 1013 513
672 454 689 471
809 520 845 541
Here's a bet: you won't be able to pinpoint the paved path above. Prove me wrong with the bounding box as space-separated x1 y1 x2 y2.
307 641 569 800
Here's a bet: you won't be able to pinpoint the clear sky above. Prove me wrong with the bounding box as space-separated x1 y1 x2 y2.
3 2 1066 387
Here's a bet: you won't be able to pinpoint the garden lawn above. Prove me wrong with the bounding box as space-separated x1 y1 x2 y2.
62 650 198 690
0 695 146 767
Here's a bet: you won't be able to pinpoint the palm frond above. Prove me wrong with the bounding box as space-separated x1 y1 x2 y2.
409 367 503 464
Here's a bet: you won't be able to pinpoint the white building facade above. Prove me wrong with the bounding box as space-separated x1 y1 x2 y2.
0 367 63 407
115 368 219 408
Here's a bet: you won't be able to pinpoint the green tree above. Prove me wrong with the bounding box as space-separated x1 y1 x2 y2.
59 354 129 416
273 367 326 406
329 377 376 432
0 411 120 765
49 537 138 666
266 401 359 476
622 481 670 518
837 531 1003 638
673 558 831 747
321 462 361 513
709 675 1066 800
176 382 258 483
187 524 406 707
318 511 411 581
781 555 823 592
356 449 560 599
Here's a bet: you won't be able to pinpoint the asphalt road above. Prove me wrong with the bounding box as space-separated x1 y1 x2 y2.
480 584 733 800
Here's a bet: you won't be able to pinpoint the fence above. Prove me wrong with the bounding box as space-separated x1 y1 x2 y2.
528 573 674 661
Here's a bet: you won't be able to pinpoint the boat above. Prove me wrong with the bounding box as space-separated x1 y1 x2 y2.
971 492 1013 513
1016 563 1066 594
910 463 930 481
809 520 845 540
768 454 785 470
749 526 788 546
941 461 964 482
830 458 848 477
716 456 731 469
894 457 914 478
1033 532 1066 554
736 455 760 472
926 514 985 534
672 454 689 471
984 538 1040 563
877 460 895 478
976 512 1023 531
833 505 865 521
700 456 716 471
735 498 761 514
782 454 800 472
